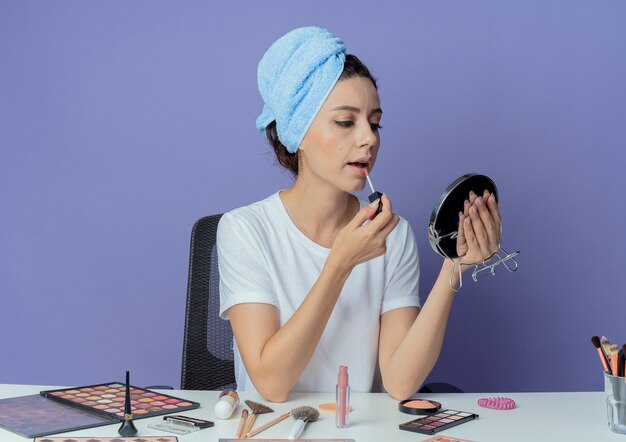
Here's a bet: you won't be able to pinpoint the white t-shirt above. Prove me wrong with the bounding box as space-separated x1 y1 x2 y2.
217 191 420 393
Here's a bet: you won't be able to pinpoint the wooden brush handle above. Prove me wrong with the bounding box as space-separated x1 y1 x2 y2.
247 412 291 438
242 413 257 439
236 409 248 438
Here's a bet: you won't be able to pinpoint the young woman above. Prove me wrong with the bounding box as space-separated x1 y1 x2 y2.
217 27 501 402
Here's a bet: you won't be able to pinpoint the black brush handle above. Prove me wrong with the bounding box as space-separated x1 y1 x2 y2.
124 371 131 413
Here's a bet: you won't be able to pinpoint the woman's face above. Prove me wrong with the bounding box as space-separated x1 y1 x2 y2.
298 76 382 194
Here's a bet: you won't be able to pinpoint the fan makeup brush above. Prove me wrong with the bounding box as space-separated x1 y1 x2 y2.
287 406 319 440
241 399 273 439
117 371 138 437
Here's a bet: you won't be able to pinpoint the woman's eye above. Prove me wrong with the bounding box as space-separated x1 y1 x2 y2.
334 120 382 131
335 120 354 127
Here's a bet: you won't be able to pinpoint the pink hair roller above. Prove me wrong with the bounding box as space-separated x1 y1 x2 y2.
477 397 516 410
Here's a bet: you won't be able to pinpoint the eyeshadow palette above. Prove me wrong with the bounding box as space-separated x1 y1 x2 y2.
218 440 356 442
422 436 477 442
148 414 214 435
399 409 479 434
0 394 118 438
0 382 200 438
41 382 199 419
35 438 178 442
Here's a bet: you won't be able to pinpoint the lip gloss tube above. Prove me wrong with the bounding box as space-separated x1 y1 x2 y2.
364 169 383 215
336 365 350 428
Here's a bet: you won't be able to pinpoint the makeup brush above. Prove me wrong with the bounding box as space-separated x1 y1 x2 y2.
117 371 138 437
287 406 319 440
364 169 383 215
601 336 613 361
247 411 291 438
592 336 611 373
241 399 273 439
235 408 248 439
610 345 620 376
618 345 626 379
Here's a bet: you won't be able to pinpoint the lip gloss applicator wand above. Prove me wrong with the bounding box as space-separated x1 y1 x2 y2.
364 169 383 215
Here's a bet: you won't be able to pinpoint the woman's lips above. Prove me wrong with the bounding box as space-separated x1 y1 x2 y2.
347 162 369 175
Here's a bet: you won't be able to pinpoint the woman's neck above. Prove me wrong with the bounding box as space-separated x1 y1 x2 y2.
279 178 358 248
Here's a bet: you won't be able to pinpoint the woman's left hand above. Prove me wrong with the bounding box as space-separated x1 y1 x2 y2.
455 189 501 266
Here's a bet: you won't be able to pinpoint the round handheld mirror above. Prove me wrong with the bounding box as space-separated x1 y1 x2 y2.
428 174 497 260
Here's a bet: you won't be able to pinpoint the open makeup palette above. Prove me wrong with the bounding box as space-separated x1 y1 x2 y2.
0 382 199 438
34 438 179 442
399 409 479 435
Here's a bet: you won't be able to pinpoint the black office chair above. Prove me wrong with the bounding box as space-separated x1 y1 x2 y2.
179 213 462 394
180 214 236 390
418 382 463 394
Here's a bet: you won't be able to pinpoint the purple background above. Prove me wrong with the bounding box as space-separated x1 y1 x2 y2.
1 1 625 393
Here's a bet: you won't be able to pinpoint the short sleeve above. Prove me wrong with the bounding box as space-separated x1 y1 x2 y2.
217 212 278 319
381 218 421 314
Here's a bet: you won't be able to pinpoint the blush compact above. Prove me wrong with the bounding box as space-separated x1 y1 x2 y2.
398 398 442 415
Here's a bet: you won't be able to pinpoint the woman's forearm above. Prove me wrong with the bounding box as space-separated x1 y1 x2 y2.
244 258 352 402
382 260 458 400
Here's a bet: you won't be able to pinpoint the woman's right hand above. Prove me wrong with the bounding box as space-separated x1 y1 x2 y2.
327 194 400 271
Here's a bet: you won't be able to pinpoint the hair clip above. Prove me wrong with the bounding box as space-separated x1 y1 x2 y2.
478 397 516 410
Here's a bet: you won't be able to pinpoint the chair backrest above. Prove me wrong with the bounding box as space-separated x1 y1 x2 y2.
181 214 236 390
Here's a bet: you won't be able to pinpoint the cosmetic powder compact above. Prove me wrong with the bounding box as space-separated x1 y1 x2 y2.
399 399 442 415
148 415 214 435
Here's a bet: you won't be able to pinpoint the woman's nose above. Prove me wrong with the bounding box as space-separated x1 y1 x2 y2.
357 121 378 148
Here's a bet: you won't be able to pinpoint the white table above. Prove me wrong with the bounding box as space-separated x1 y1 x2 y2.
0 384 621 441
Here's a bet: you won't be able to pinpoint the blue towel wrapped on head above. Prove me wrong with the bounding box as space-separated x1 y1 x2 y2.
256 26 346 153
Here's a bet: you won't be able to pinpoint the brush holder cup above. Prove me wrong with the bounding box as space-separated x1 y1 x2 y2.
605 372 626 434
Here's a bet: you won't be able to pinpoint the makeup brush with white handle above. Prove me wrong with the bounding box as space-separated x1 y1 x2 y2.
287 406 319 440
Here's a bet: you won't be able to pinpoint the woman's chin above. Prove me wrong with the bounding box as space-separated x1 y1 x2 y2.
342 180 366 194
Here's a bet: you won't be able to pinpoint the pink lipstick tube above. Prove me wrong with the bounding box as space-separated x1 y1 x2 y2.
336 365 350 428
